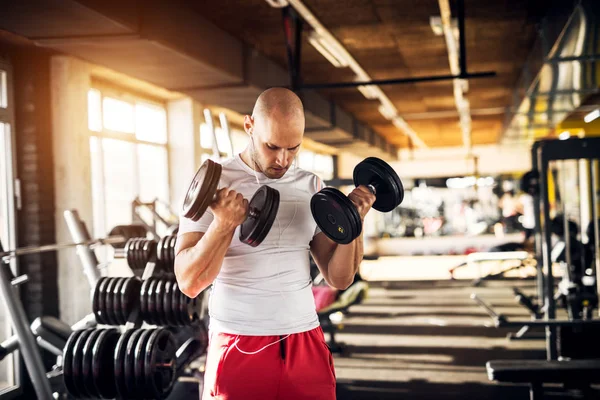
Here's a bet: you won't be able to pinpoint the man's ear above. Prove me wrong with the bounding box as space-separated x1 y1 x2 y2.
244 115 254 136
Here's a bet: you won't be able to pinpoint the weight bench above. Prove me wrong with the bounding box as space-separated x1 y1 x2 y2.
313 281 369 354
486 359 600 400
449 250 532 285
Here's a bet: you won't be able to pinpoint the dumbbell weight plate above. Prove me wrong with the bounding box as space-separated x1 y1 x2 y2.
140 278 153 322
353 157 404 212
113 278 126 325
310 187 362 245
114 329 136 400
98 277 112 325
163 280 176 326
92 328 119 399
72 328 95 398
124 329 145 398
104 278 118 326
239 185 280 247
182 159 222 221
155 279 167 326
92 277 107 325
63 329 85 398
172 281 183 326
147 279 160 325
168 235 176 267
122 277 142 324
125 238 135 270
135 329 154 397
82 328 102 398
145 329 177 399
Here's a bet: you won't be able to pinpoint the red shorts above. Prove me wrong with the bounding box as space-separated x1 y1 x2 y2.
202 326 336 400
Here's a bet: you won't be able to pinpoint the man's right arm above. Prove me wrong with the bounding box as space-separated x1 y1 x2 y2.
174 220 237 298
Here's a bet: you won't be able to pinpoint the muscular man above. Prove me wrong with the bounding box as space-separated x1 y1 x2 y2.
175 87 375 400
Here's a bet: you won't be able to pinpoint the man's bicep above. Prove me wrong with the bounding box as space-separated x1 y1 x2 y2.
309 232 337 276
175 231 205 256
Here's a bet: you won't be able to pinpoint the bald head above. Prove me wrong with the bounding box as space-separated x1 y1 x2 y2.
241 87 305 179
252 87 304 122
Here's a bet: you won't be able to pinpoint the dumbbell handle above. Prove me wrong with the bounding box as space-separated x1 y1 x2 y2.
366 183 377 196
248 207 260 219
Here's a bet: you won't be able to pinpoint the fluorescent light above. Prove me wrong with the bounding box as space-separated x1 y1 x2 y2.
308 32 348 68
584 109 600 123
355 78 379 100
378 104 397 120
559 131 571 140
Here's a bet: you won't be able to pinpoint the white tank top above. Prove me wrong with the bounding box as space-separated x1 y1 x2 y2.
178 154 323 335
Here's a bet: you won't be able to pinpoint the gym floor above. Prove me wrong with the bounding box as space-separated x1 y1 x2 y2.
319 255 589 400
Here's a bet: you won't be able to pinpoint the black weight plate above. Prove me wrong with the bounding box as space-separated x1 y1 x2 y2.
124 329 145 399
310 187 362 244
122 277 142 325
180 292 193 325
114 329 135 400
92 328 119 399
113 278 126 325
63 329 84 398
354 157 404 212
104 278 118 326
134 329 153 397
125 238 135 269
239 185 280 247
147 278 159 325
92 277 107 325
156 236 164 263
72 328 95 398
155 279 167 326
168 235 176 267
182 159 222 221
140 278 153 322
163 279 176 326
98 277 111 325
82 328 102 398
172 281 183 326
134 238 143 271
145 329 177 399
130 238 140 271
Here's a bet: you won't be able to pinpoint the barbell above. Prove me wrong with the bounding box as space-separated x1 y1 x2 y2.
0 236 127 263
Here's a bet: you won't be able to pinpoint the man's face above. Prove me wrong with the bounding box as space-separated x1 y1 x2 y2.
246 111 304 179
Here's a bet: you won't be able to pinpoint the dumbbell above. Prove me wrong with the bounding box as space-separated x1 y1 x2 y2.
311 157 404 244
181 159 280 247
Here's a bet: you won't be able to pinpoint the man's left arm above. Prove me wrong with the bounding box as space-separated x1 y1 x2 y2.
309 186 375 290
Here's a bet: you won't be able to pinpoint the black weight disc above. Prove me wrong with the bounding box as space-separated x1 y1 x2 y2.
172 281 183 326
168 235 176 267
134 329 153 396
140 278 153 322
104 278 118 326
354 157 404 212
124 329 145 398
145 329 177 399
155 279 167 326
125 238 135 269
134 238 143 271
113 278 126 325
156 236 165 263
114 329 135 400
520 169 540 196
63 329 84 398
310 187 362 244
92 277 107 325
82 328 102 398
147 278 159 325
239 185 280 247
182 159 222 221
98 277 111 325
92 328 119 399
122 277 142 325
179 292 191 325
72 328 95 398
163 280 176 326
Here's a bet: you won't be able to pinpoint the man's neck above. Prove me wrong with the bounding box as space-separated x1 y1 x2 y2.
240 149 258 171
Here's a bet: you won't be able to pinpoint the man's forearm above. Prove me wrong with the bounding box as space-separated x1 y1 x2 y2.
175 221 236 297
327 234 364 289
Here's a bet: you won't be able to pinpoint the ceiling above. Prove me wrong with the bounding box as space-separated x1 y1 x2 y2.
186 0 553 148
1 0 592 156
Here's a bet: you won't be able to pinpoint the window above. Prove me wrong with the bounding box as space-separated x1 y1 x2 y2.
298 149 334 181
0 62 20 395
88 87 170 239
